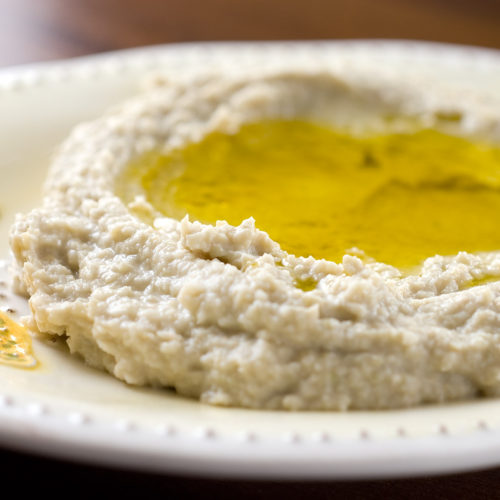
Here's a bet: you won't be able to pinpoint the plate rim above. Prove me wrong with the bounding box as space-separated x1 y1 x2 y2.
2 39 500 479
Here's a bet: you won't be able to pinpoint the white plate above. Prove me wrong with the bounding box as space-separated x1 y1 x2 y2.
1 40 500 480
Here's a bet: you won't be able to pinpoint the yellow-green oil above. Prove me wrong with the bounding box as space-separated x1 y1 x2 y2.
0 311 36 369
464 274 500 289
117 120 500 269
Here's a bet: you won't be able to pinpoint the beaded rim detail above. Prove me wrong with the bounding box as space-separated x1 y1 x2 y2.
1 40 500 479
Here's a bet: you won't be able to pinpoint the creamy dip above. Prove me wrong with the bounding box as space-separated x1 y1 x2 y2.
9 70 500 410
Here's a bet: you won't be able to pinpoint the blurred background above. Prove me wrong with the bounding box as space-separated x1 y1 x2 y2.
1 0 500 67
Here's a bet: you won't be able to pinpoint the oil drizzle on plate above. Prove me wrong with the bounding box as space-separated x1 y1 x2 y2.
0 311 37 369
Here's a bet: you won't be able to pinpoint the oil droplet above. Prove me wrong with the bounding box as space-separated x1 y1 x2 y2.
0 311 37 369
117 120 500 269
294 277 318 292
463 275 500 289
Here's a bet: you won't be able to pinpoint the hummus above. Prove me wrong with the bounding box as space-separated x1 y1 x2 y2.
9 69 500 410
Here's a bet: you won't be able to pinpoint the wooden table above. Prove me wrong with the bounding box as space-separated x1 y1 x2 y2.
2 1 500 497
2 0 500 66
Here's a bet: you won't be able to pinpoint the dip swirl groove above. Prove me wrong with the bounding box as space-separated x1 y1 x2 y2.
9 69 500 410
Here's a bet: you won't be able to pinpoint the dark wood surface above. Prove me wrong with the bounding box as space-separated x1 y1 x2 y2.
2 0 500 497
1 0 500 67
3 445 500 499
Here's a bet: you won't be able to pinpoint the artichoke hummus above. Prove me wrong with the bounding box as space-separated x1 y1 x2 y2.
9 68 500 410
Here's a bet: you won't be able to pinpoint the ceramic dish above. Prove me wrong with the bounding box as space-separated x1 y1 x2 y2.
1 40 500 479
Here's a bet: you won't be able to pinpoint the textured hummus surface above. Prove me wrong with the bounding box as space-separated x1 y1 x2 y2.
9 67 500 410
